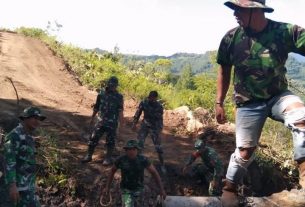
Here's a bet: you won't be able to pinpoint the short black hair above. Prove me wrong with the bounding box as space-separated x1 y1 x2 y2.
148 91 158 98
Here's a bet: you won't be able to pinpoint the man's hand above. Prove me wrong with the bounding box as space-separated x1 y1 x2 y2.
9 183 20 205
215 104 226 124
160 188 166 199
210 179 218 189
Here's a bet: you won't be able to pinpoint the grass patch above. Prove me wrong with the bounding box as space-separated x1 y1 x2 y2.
36 128 72 190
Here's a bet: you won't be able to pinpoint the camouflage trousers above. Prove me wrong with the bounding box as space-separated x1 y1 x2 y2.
137 123 162 153
0 155 13 207
15 190 40 207
88 122 117 149
0 186 13 207
192 164 222 196
121 188 144 207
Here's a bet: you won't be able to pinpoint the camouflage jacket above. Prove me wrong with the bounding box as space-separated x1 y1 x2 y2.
93 90 123 128
0 154 6 187
4 124 36 191
188 146 223 179
133 99 163 129
217 19 305 104
114 154 151 191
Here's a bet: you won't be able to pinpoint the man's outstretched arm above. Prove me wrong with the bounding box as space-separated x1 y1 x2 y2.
147 164 166 199
215 65 232 124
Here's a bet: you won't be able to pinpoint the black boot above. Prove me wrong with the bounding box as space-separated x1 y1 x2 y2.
103 147 114 166
298 160 305 189
81 146 95 163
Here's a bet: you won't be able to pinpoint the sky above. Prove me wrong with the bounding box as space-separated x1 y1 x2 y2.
1 0 305 56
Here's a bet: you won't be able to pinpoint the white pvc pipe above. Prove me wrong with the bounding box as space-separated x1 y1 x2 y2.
163 196 222 207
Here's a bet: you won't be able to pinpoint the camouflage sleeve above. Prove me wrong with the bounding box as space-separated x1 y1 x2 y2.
213 160 224 180
289 24 305 55
119 94 124 111
133 102 144 124
208 151 223 179
185 151 199 166
157 103 164 119
216 27 238 66
3 133 19 184
114 156 123 169
93 94 101 112
156 103 164 128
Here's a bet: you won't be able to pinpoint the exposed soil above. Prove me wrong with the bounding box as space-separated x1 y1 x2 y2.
0 31 296 207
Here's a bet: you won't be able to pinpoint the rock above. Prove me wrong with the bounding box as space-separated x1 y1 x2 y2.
216 122 235 133
193 107 209 122
173 106 190 115
186 110 204 133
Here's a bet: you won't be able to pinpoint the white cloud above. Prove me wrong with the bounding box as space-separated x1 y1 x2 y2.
0 0 304 56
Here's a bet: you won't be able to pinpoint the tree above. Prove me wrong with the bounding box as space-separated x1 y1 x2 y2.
153 59 172 84
175 64 195 90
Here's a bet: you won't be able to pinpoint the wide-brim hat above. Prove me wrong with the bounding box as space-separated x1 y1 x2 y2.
19 106 46 121
224 0 274 13
123 139 141 150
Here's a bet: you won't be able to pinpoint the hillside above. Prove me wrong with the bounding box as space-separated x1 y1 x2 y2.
1 31 305 207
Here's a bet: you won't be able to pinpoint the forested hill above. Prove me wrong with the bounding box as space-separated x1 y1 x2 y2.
121 51 214 74
93 48 304 80
92 47 215 74
122 51 305 86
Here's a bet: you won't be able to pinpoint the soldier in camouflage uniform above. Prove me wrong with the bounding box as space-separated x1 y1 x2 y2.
1 127 11 207
0 149 13 207
132 91 165 169
82 76 124 165
215 0 305 206
104 139 166 207
4 106 46 207
182 128 223 196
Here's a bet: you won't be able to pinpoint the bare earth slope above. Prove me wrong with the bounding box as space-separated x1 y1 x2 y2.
1 31 213 206
0 32 95 126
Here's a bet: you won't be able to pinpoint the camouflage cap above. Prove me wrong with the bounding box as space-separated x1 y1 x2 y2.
224 0 274 13
107 76 119 87
19 106 46 121
123 139 141 150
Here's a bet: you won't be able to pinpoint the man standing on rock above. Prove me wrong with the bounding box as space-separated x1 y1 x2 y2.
104 139 166 207
82 76 124 165
216 0 305 206
182 128 224 196
132 91 165 171
4 106 46 207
